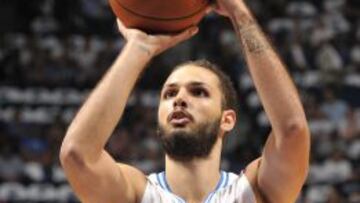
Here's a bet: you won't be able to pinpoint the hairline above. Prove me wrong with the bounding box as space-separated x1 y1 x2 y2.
171 64 228 110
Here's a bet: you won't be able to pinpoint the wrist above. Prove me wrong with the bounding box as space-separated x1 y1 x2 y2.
228 7 257 32
231 12 255 30
113 40 153 73
226 2 254 24
125 39 155 60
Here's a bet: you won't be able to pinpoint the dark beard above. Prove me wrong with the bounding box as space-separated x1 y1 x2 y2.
157 118 220 162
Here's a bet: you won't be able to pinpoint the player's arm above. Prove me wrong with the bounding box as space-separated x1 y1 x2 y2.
213 1 310 202
59 20 198 203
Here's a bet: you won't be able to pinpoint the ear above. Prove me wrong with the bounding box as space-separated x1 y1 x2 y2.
220 109 236 135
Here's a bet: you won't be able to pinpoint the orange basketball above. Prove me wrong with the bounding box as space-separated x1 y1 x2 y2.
108 0 209 34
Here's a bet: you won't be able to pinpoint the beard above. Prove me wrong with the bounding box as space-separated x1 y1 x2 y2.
157 117 221 162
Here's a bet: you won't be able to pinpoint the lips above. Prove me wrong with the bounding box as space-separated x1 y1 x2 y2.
168 110 193 126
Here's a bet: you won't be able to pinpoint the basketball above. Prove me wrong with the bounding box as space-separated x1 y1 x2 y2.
108 0 209 33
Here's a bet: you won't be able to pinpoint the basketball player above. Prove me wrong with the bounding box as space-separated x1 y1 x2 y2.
60 0 310 202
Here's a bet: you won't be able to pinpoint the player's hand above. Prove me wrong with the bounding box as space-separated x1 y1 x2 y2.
211 0 250 18
117 19 198 57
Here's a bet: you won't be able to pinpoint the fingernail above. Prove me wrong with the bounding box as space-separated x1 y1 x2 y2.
191 27 198 34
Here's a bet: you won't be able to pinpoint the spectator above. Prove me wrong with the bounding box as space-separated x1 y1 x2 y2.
320 88 349 125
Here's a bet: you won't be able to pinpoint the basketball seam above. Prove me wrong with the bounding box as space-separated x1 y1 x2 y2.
113 0 208 21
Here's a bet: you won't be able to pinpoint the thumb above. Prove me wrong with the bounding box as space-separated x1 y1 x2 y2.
172 26 199 43
154 26 199 55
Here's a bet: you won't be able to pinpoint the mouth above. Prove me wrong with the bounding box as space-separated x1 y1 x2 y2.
168 110 193 127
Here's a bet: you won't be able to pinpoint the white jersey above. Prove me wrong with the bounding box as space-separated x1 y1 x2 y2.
140 171 256 203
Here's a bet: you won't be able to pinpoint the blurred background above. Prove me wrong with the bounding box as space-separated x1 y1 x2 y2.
0 0 360 202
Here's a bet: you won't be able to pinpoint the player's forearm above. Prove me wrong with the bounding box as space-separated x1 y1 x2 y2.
61 40 152 162
230 8 307 136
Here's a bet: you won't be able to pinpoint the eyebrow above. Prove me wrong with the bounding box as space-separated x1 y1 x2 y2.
164 81 209 88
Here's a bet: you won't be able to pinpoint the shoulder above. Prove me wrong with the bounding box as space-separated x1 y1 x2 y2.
116 163 147 202
117 163 146 177
244 158 267 203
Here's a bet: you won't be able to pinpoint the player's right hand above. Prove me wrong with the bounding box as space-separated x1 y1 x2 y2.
116 19 198 57
211 0 250 18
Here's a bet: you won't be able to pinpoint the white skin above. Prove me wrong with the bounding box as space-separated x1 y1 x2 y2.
60 0 310 203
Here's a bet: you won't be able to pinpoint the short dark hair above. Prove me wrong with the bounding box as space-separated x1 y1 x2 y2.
173 59 239 114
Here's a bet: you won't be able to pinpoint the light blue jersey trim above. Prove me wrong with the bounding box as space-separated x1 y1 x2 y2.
157 172 185 203
155 171 230 203
156 173 166 190
204 171 228 203
161 172 173 192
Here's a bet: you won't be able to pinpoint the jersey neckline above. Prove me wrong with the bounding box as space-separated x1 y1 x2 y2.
155 171 229 203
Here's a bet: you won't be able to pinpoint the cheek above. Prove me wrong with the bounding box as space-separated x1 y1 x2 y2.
196 101 222 121
158 102 171 124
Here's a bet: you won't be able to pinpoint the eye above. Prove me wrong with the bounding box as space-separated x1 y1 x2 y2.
191 87 209 97
163 89 177 99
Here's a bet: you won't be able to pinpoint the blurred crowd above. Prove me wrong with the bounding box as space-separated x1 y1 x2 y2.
0 0 360 202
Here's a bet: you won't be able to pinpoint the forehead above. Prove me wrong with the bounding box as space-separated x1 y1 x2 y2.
163 65 220 90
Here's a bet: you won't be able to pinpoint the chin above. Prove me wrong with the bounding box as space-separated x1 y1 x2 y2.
168 127 188 135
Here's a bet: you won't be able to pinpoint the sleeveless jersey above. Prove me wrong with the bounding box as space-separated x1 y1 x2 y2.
140 171 256 203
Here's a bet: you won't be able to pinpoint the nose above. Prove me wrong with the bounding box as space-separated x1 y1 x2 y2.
173 97 187 108
173 89 188 108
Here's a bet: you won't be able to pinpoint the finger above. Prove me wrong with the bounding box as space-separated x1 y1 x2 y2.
212 8 228 16
205 6 213 14
156 27 198 49
171 26 199 43
152 26 198 47
116 19 128 38
209 3 224 15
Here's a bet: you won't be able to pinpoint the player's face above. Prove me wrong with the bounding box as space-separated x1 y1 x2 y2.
158 65 223 136
157 65 223 160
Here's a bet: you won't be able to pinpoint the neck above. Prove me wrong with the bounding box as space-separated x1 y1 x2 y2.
164 140 222 202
